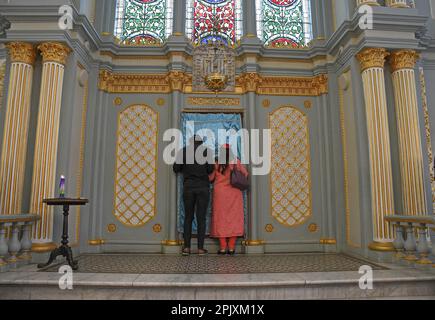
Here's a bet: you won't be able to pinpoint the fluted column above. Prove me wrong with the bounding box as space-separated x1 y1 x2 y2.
389 50 427 216
30 42 71 252
239 73 264 254
162 71 188 253
356 48 395 251
0 42 36 215
356 0 379 7
386 0 409 8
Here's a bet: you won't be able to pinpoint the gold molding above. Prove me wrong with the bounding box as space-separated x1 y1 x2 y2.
308 223 318 233
38 42 71 65
107 224 117 233
98 70 328 96
242 240 265 246
31 242 57 253
114 97 123 106
320 238 337 245
161 240 182 246
153 224 162 233
6 42 36 65
389 50 420 72
357 48 389 72
187 97 241 106
265 224 274 233
88 239 105 246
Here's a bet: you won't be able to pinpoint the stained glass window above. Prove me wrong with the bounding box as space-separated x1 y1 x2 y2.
114 0 174 45
256 0 313 47
186 0 243 46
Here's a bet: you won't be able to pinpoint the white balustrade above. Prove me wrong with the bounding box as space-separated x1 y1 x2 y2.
0 214 40 272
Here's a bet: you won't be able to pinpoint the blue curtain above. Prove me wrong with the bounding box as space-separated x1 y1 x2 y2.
177 113 248 235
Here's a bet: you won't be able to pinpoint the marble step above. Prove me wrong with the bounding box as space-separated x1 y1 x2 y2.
0 267 434 300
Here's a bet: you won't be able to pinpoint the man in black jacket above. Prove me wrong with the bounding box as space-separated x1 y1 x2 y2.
173 135 214 256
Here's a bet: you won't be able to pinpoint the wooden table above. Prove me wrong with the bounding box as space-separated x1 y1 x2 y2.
37 198 88 271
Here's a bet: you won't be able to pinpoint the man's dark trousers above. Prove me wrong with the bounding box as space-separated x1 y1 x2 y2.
183 187 210 250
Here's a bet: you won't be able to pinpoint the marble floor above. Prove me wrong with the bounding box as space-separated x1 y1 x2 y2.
39 253 386 274
0 253 434 299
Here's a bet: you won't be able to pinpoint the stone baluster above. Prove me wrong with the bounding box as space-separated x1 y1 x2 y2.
404 223 418 262
386 0 409 8
416 223 432 265
0 222 9 271
7 222 22 267
18 221 33 263
392 222 405 259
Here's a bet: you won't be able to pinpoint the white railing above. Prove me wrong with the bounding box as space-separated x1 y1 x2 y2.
0 214 40 272
385 215 435 266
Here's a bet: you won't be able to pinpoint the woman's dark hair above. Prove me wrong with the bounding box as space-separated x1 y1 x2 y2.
216 146 234 174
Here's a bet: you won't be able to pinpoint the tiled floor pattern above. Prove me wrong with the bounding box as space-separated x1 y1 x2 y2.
40 253 387 274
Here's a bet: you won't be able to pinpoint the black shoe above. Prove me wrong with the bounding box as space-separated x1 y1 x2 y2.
182 248 191 256
198 249 209 256
217 249 227 255
228 250 236 256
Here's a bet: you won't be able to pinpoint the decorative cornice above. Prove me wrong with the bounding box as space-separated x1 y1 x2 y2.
389 49 420 72
38 42 71 65
6 42 36 65
98 70 328 96
356 48 389 72
99 70 171 93
253 74 328 96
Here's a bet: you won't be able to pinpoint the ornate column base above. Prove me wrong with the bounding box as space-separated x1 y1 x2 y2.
31 242 57 253
242 240 265 254
368 241 395 252
161 240 182 254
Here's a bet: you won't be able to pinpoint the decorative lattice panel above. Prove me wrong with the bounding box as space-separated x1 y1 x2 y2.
114 105 158 227
270 106 312 227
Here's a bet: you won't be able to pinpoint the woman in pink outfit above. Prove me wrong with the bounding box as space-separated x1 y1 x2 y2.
209 144 249 255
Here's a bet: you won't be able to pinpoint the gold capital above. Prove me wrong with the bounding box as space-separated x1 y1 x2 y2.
6 42 36 65
238 73 262 92
166 71 190 92
389 50 420 72
356 48 389 72
37 42 71 65
312 74 328 95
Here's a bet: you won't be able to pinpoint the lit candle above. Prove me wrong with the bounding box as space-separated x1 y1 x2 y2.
59 175 65 198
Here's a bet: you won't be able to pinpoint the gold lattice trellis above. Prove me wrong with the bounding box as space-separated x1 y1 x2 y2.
113 105 158 227
270 106 312 227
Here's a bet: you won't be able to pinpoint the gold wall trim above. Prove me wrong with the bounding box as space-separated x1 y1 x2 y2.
419 67 435 214
187 97 241 106
113 104 158 228
72 66 89 247
98 70 328 96
269 106 312 227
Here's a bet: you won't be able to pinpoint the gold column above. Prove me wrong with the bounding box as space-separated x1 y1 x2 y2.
356 48 395 251
30 42 71 252
389 50 427 216
0 42 36 215
386 0 409 8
